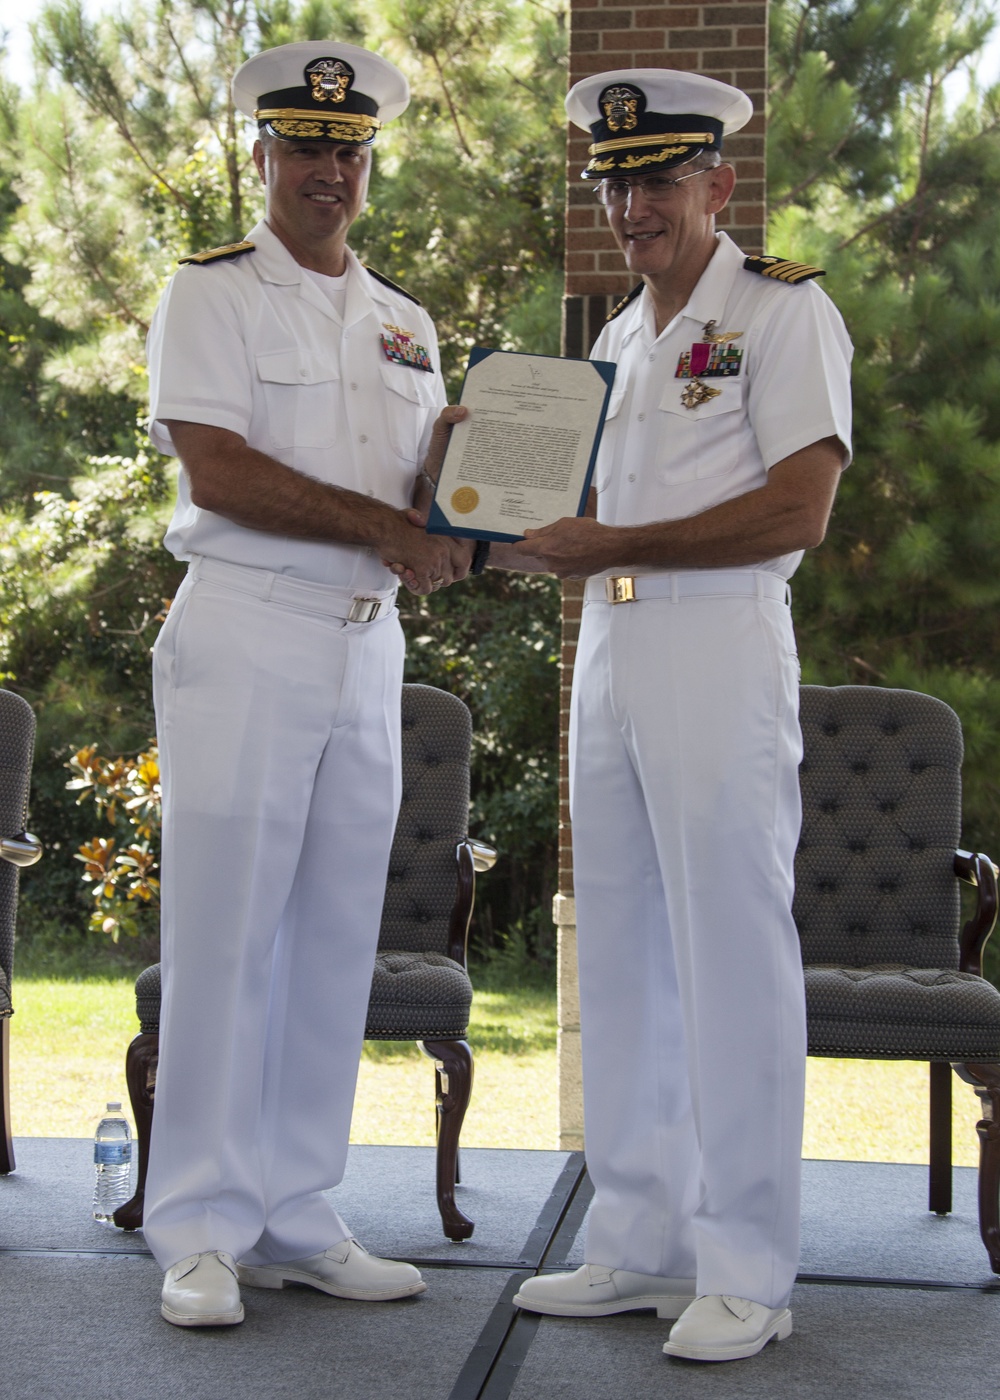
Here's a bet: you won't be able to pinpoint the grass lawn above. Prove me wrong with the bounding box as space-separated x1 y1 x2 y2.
6 964 983 1166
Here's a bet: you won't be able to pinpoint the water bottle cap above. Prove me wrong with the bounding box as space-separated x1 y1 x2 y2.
106 1102 122 1111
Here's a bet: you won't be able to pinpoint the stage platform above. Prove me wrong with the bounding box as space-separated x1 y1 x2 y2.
2 1140 997 1399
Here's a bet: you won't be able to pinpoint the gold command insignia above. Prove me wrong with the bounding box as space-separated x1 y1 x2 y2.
451 487 480 515
680 380 722 411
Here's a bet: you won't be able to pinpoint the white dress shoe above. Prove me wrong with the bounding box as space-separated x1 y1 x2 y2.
513 1264 696 1318
161 1251 244 1328
662 1294 792 1361
236 1238 426 1301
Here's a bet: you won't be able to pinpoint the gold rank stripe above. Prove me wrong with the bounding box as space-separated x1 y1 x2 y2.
606 284 644 322
588 130 716 156
178 241 255 265
745 255 825 283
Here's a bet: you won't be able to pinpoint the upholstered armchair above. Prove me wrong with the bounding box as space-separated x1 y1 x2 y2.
0 689 43 1175
115 683 496 1241
797 685 1000 1274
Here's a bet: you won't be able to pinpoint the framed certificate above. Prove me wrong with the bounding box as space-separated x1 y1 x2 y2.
425 348 617 542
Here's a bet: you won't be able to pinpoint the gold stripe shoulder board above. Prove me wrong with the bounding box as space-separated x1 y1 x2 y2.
365 265 422 306
743 255 825 284
178 241 255 266
606 284 644 322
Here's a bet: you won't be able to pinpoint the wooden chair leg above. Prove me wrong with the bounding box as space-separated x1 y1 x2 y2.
929 1060 952 1215
113 1031 159 1231
420 1038 474 1242
0 1018 14 1174
956 1061 1000 1275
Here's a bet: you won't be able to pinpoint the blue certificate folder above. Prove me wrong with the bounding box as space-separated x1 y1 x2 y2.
425 347 617 543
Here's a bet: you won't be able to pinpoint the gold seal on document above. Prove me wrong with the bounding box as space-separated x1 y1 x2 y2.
451 487 479 514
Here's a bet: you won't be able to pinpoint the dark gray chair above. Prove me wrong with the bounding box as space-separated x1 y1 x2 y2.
797 685 1000 1273
116 683 496 1240
0 688 43 1175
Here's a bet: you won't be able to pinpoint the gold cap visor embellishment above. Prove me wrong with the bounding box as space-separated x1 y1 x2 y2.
587 131 716 156
254 108 383 142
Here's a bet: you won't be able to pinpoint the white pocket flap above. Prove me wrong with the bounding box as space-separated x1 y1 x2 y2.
255 349 340 386
378 361 428 403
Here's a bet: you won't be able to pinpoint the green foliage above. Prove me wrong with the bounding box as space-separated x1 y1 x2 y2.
770 0 1000 987
0 0 565 957
352 0 567 388
66 743 161 941
400 568 561 959
0 443 183 933
6 0 1000 998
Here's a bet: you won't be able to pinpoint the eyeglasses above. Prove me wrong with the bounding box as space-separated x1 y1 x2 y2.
594 167 712 207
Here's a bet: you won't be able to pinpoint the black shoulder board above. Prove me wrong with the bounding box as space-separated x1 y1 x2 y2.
365 265 422 306
743 255 825 284
606 284 644 322
178 241 255 266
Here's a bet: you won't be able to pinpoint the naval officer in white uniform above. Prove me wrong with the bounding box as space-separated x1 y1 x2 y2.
144 40 468 1328
502 71 853 1361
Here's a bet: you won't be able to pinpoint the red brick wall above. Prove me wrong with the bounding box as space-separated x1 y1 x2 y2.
557 2 769 896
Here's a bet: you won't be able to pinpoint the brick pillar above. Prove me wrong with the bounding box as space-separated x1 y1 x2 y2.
555 3 769 1149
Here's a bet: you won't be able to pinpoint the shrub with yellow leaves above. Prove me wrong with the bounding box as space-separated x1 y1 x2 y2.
66 746 161 941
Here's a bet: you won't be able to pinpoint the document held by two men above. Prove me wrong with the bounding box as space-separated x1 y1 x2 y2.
425 348 617 543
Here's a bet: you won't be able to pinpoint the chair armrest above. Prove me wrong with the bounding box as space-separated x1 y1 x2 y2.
0 832 42 868
468 839 498 874
446 837 498 967
955 848 999 974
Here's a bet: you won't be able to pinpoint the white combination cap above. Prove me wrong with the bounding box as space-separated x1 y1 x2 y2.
565 68 752 179
233 40 409 144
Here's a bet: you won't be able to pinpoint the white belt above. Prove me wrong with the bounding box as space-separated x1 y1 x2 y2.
585 570 791 606
189 556 397 623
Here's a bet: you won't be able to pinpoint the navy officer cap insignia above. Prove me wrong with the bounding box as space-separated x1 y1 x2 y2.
233 40 409 144
566 68 752 180
744 254 825 284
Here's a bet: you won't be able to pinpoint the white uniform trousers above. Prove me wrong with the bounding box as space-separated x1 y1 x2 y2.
143 558 404 1270
569 573 806 1309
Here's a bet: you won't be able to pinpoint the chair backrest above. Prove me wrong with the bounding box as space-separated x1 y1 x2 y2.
0 690 37 1009
378 684 473 957
795 685 963 970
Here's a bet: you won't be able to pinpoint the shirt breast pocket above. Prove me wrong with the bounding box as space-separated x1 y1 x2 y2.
379 362 435 465
255 349 341 450
656 379 745 483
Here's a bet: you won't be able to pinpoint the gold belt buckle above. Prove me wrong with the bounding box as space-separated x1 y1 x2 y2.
348 597 384 623
605 576 636 604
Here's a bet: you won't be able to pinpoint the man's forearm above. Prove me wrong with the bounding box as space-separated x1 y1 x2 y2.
166 419 463 589
169 421 405 548
506 438 846 579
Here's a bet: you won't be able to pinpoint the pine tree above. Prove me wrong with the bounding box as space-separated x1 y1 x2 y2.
0 0 567 949
770 0 1000 981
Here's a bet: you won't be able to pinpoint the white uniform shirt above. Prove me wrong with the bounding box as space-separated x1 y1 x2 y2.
590 231 853 580
147 219 446 589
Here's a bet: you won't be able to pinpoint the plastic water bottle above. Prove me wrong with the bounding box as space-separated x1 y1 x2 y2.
92 1102 132 1224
